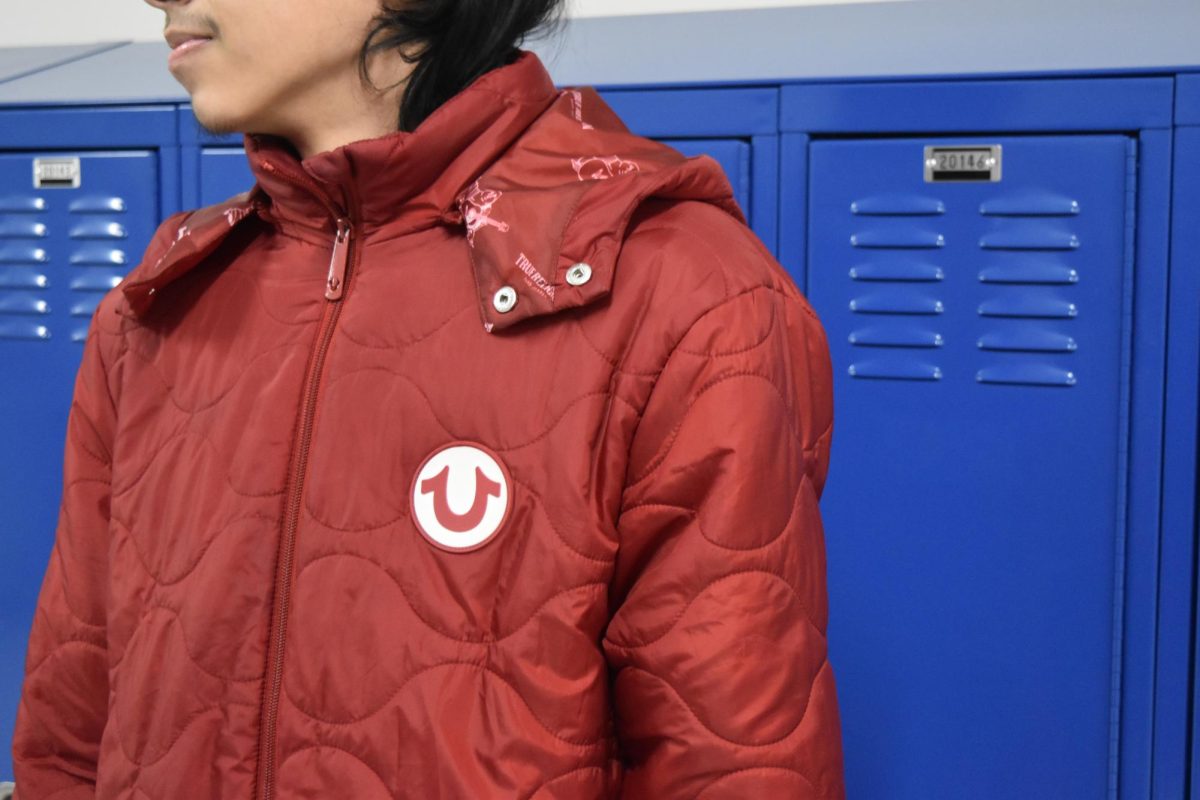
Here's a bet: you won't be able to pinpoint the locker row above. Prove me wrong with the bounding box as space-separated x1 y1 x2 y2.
2 2 1198 796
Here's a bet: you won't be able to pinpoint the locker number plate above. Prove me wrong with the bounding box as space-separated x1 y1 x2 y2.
33 156 81 189
924 145 1001 182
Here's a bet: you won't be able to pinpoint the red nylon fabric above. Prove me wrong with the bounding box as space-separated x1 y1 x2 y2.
12 50 846 799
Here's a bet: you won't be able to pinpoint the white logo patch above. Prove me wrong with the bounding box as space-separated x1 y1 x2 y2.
410 442 512 552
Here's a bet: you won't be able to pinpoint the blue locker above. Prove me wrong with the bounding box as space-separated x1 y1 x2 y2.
780 72 1181 798
808 134 1133 798
0 149 160 781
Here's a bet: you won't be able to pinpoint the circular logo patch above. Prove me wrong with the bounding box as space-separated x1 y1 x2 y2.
410 441 512 552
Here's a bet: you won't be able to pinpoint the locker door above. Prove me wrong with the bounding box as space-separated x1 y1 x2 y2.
807 134 1134 799
0 150 160 780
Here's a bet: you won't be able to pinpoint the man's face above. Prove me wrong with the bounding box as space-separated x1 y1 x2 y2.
143 0 391 141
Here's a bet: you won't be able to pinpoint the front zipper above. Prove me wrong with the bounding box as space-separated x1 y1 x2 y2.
255 158 356 800
326 219 351 300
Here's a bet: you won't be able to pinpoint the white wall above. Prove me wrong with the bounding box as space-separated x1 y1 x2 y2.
5 0 910 49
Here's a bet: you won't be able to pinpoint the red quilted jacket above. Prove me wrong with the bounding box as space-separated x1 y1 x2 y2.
11 50 845 799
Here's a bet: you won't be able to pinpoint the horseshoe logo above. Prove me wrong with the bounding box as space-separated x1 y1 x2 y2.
420 466 500 533
410 442 512 552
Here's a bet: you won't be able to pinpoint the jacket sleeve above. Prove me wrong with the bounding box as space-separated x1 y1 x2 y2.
10 303 120 799
10 211 187 799
601 280 847 799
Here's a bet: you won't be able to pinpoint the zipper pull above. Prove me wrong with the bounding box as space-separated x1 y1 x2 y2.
325 218 352 300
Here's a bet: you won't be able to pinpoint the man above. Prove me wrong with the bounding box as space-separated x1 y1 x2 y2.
11 1 847 797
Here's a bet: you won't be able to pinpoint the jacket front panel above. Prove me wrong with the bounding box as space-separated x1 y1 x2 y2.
98 225 329 800
272 224 627 798
11 49 847 800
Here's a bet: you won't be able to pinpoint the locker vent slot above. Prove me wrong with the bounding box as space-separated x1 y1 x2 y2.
0 294 49 315
979 191 1080 216
850 260 944 282
0 267 48 290
851 229 944 248
0 320 50 341
978 331 1077 353
0 196 46 213
979 225 1079 250
0 220 47 238
69 220 127 240
69 273 123 293
69 196 127 213
850 194 946 215
979 262 1078 284
850 327 943 348
70 245 128 267
978 295 1077 318
976 364 1077 387
848 359 941 381
850 292 943 315
0 245 48 265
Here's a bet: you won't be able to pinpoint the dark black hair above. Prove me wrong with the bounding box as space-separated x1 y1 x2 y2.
357 0 569 133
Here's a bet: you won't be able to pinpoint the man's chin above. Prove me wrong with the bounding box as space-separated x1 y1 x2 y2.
190 101 249 139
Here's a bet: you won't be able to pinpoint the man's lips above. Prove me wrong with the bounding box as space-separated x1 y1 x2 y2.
165 29 215 49
167 37 213 69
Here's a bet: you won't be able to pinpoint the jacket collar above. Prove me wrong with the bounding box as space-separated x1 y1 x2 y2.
121 50 744 332
242 49 561 238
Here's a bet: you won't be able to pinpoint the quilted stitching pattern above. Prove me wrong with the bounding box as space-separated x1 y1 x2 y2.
598 206 843 798
11 52 844 800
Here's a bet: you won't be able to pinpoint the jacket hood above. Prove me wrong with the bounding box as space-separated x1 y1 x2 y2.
120 49 745 333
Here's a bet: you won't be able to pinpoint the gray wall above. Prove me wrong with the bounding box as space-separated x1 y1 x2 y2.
4 0 914 49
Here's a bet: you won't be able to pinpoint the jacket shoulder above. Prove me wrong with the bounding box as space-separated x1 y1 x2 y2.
117 191 260 320
612 196 823 358
107 209 194 321
609 195 836 497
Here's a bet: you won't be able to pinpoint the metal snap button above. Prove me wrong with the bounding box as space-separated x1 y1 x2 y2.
565 262 592 286
492 285 518 313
